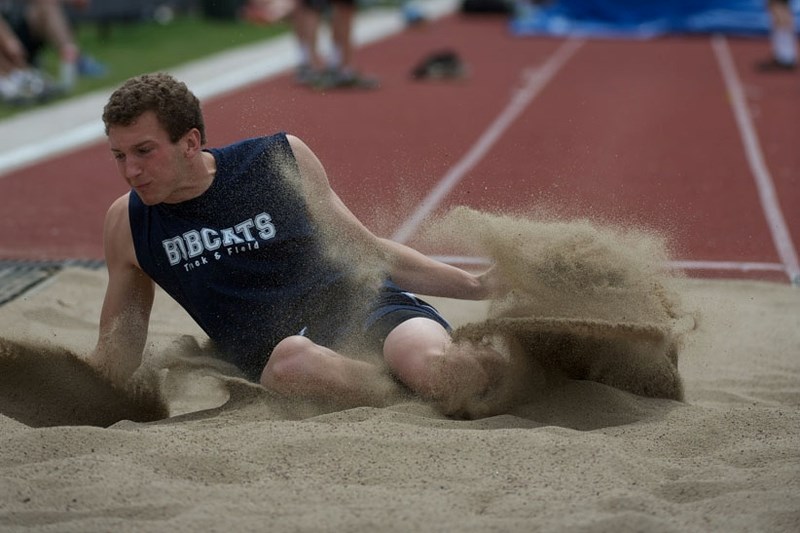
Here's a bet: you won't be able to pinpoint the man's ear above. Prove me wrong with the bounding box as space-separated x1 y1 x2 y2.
183 128 203 156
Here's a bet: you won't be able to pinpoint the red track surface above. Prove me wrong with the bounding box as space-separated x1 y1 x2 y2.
1 14 797 283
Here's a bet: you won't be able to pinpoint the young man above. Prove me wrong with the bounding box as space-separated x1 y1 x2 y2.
90 72 512 418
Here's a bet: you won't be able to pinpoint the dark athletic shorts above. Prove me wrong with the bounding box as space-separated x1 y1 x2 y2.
360 280 452 352
302 0 355 10
230 280 452 382
4 14 44 61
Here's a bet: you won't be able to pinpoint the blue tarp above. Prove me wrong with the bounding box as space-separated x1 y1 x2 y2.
511 0 800 38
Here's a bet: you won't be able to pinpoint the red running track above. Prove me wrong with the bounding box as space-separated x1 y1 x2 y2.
0 14 798 284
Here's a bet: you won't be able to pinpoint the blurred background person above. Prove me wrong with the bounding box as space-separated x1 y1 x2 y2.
759 0 797 71
0 11 61 104
0 0 107 92
292 0 378 88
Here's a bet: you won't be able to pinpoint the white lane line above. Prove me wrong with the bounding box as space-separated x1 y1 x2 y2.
666 260 785 273
711 35 799 286
391 38 585 244
431 255 788 274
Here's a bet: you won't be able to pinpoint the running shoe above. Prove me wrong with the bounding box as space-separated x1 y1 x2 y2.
0 69 63 106
756 57 797 72
314 68 379 90
411 50 466 80
295 63 320 86
78 55 109 78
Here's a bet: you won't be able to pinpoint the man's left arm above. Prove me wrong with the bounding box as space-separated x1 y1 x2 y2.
287 135 504 301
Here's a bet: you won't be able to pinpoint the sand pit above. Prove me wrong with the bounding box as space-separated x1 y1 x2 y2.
1 209 798 529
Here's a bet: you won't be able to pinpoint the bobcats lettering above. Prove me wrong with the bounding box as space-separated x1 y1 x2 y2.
162 212 276 266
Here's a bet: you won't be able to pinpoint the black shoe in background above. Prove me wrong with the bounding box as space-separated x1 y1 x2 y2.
756 57 797 72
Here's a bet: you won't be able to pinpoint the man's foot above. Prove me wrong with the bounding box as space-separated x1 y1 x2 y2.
314 68 380 90
295 63 320 86
78 55 109 78
0 69 63 106
756 57 797 72
428 339 516 419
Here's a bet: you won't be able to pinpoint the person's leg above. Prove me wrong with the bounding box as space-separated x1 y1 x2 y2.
761 0 797 70
382 317 519 418
329 0 354 71
261 335 401 408
0 14 29 71
24 0 78 87
0 50 23 103
0 11 62 104
259 318 532 418
317 0 378 88
292 0 325 83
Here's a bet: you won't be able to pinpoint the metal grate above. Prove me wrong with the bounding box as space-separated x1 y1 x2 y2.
0 260 105 306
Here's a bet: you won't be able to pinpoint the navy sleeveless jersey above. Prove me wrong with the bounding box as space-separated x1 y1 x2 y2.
128 133 371 377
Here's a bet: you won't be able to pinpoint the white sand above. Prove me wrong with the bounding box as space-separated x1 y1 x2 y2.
0 266 798 532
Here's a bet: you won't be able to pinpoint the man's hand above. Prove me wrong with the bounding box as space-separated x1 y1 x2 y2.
475 264 511 300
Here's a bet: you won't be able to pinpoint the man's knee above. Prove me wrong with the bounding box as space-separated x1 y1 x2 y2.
260 335 316 389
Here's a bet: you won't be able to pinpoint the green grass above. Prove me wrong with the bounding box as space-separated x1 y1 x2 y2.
0 15 290 120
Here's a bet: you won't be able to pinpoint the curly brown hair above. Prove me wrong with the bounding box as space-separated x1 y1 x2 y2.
102 72 206 144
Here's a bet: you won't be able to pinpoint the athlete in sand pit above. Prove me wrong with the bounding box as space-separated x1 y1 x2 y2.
89 72 509 418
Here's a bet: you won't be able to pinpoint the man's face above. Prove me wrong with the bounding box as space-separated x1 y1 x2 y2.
107 111 189 205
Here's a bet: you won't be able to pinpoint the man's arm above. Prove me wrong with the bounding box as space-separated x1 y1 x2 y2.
88 194 155 385
287 135 504 300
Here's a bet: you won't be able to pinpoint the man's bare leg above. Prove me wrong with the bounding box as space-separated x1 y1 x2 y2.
762 0 798 69
262 319 529 417
261 335 400 408
330 2 354 71
26 0 79 87
382 317 519 418
293 4 322 68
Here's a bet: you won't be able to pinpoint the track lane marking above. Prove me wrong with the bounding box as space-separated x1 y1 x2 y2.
711 35 799 285
430 255 787 274
391 38 585 244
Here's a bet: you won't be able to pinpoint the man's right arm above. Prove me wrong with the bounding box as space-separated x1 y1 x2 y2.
88 194 155 385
